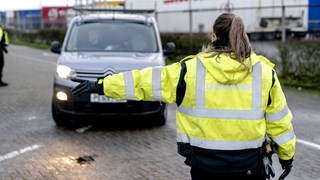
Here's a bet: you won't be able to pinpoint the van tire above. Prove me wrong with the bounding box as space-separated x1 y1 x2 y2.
51 102 72 127
154 106 167 126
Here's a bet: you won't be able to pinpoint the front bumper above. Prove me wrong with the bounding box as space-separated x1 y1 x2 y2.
52 84 166 117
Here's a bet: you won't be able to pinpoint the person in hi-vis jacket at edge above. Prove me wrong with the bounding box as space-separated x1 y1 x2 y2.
71 13 295 180
0 24 9 87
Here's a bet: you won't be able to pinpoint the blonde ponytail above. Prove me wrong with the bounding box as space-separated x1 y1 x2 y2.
229 15 252 63
202 13 253 82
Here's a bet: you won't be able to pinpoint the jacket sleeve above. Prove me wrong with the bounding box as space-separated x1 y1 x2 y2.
265 72 296 160
102 62 183 104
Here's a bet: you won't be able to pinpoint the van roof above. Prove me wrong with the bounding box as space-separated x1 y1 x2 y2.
73 13 155 24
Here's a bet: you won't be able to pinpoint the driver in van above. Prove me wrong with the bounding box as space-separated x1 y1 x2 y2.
87 30 104 50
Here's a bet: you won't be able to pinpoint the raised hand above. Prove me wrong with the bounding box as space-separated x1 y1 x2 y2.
71 78 103 96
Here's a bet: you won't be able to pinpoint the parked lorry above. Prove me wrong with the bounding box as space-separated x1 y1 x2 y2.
125 0 319 40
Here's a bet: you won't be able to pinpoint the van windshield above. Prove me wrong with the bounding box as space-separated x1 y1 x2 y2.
66 21 159 52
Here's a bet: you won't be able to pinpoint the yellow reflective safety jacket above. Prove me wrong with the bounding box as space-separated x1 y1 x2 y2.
4 31 9 45
0 28 9 44
0 28 9 53
102 52 296 173
0 28 3 41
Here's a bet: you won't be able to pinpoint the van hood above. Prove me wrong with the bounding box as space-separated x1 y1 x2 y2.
59 52 165 74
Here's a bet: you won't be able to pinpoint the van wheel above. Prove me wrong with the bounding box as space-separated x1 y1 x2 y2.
51 103 72 127
155 114 166 126
154 106 167 126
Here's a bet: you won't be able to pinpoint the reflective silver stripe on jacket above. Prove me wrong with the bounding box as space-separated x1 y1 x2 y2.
178 57 264 120
265 104 289 122
152 67 163 101
123 71 135 100
177 133 264 150
196 57 206 108
272 130 295 145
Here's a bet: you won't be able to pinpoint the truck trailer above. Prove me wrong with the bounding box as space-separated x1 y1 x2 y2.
125 0 319 40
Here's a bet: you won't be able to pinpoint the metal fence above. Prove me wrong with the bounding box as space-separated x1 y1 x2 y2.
1 0 319 41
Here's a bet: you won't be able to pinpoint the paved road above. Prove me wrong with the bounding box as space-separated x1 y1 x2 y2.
0 44 319 179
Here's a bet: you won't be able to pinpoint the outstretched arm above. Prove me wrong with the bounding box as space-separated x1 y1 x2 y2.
72 62 183 104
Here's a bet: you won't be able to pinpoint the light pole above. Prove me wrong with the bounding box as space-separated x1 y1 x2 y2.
188 0 193 51
189 0 192 37
281 0 286 42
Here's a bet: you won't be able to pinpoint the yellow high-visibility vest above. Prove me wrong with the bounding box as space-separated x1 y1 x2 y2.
0 28 9 45
4 31 9 45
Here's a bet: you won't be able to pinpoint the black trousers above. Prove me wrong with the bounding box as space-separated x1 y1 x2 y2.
190 166 266 180
0 49 3 80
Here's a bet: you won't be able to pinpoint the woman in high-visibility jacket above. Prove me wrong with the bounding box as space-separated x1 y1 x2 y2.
72 13 295 180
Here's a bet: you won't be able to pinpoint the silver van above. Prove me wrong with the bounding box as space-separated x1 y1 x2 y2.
50 13 175 127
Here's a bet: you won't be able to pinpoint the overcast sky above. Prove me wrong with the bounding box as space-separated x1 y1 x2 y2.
0 0 75 11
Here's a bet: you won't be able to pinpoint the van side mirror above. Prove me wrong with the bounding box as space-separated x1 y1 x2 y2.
163 42 175 55
51 41 61 54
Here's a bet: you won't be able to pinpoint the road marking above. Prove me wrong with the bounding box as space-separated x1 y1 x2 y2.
27 116 37 121
0 144 41 162
76 125 94 133
43 52 59 57
10 53 56 65
297 139 320 150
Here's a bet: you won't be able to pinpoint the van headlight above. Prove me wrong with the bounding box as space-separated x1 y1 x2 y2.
56 65 74 79
56 91 68 101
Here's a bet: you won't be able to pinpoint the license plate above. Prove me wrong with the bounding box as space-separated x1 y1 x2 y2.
90 94 127 103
